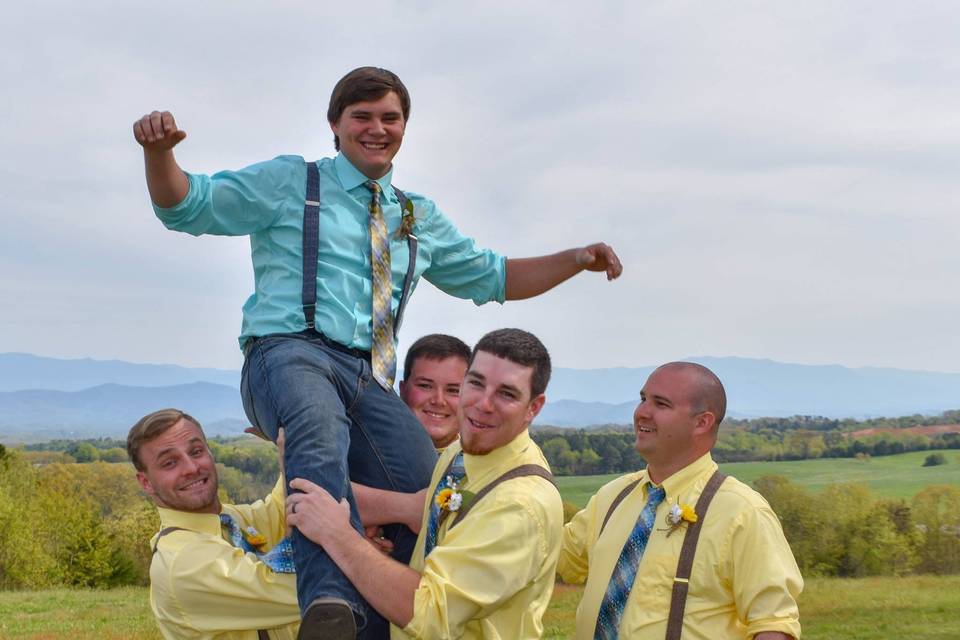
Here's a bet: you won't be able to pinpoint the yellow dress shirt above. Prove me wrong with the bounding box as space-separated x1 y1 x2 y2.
558 453 803 640
149 478 300 640
393 430 564 640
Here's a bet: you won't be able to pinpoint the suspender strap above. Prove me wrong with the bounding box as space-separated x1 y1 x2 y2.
391 186 417 339
299 167 417 338
258 631 270 640
449 464 557 530
665 470 728 640
301 160 321 329
151 526 187 554
599 479 642 537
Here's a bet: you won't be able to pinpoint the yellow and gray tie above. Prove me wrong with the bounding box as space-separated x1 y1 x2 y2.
366 180 396 389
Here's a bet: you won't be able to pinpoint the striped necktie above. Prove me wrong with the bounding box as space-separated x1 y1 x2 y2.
424 452 467 558
365 180 396 389
220 513 296 574
594 484 666 640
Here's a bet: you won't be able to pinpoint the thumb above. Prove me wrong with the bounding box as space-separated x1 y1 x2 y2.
171 130 187 144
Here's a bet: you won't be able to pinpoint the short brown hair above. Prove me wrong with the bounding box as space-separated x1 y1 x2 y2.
403 334 471 381
327 67 411 151
127 408 204 472
471 329 551 398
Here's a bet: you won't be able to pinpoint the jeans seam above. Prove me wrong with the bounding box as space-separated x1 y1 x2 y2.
253 339 284 438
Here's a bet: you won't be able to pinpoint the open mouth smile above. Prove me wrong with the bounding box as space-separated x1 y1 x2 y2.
468 417 495 430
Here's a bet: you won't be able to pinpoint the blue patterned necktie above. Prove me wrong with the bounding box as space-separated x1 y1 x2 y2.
423 452 467 558
220 513 296 574
365 180 396 389
594 484 667 640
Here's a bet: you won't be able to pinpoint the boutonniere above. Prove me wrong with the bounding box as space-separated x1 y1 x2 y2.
660 500 698 537
242 525 267 548
435 475 474 517
396 199 417 239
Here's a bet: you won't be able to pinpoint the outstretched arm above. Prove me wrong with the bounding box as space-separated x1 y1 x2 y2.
504 242 622 300
133 110 189 208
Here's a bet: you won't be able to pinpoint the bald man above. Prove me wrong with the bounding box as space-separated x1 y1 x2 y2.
558 362 803 640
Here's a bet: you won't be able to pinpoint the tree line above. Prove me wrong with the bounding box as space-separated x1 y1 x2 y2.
531 409 960 476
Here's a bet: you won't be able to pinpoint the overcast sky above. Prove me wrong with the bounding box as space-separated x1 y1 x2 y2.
1 1 958 374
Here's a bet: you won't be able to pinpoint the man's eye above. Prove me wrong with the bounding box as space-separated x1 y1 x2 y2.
446 386 461 395
467 379 483 388
416 383 433 390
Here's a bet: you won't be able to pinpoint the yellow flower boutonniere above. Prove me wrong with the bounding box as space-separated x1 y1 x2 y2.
242 525 267 548
435 475 474 523
396 199 417 239
661 500 698 537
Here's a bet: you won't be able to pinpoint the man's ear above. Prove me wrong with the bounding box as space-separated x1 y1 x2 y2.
136 471 155 497
525 394 546 424
693 411 717 437
398 379 408 399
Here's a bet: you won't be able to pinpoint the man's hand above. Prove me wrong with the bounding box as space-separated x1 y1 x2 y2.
285 478 355 546
364 526 396 555
133 110 187 151
575 242 622 281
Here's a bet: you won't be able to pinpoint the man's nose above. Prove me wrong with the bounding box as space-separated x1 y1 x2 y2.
369 118 386 134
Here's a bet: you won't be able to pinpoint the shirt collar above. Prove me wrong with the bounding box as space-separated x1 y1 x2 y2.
334 152 395 195
641 452 718 504
460 429 535 483
156 506 224 537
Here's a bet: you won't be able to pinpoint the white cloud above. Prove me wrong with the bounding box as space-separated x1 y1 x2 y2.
2 1 959 372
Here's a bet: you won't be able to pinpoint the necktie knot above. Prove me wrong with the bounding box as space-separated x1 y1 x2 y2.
647 485 666 505
365 180 382 199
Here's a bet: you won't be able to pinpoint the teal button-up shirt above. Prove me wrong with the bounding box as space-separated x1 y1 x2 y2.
154 153 506 351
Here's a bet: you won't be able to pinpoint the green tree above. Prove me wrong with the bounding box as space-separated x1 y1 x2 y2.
913 485 960 574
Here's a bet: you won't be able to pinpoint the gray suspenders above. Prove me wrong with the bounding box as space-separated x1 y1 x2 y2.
598 470 728 640
152 526 274 640
301 160 418 339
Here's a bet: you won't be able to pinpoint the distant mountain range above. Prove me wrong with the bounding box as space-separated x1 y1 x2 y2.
1 352 958 441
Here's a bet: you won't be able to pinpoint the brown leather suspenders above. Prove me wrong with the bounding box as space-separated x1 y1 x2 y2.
598 470 728 640
665 470 727 640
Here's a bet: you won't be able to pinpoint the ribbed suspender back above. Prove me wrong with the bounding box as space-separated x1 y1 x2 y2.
300 160 418 337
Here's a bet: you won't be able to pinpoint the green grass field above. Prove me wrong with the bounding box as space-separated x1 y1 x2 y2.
3 575 959 639
557 450 960 507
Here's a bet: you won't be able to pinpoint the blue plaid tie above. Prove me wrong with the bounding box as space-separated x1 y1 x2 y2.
594 484 666 640
424 452 466 558
220 513 296 574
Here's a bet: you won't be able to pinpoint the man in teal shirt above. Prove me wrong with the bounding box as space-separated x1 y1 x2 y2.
133 66 622 640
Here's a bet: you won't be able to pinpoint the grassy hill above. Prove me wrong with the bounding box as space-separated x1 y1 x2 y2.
3 576 959 639
557 449 960 507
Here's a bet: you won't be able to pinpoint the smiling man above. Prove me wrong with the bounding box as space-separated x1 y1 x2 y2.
133 66 621 639
399 334 471 450
558 363 803 640
129 409 300 640
286 329 564 639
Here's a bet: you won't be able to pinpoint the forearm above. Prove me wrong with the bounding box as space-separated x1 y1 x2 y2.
143 148 189 208
324 527 421 627
352 483 424 531
505 250 583 300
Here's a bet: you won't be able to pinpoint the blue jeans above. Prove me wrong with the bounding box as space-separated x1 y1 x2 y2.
241 331 438 639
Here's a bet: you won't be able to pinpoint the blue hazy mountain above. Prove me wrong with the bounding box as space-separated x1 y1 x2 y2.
0 352 239 392
1 353 959 441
